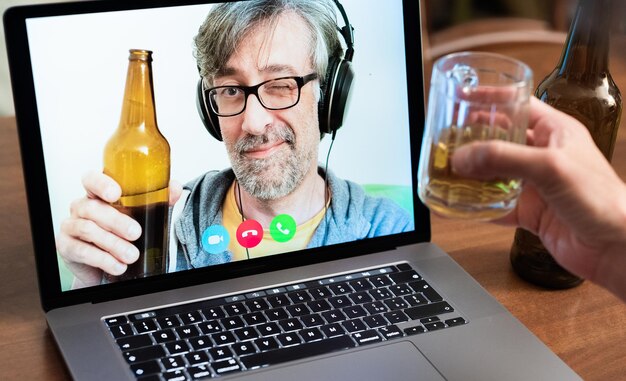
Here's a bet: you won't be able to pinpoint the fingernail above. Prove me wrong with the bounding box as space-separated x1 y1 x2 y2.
125 247 139 263
105 187 118 201
114 262 127 275
128 223 141 239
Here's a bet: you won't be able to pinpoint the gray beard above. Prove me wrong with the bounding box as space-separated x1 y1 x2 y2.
231 125 312 201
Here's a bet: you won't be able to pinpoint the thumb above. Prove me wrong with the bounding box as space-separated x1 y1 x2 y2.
451 140 546 182
169 180 183 206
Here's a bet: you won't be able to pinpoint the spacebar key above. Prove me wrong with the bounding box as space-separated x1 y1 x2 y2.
241 336 355 369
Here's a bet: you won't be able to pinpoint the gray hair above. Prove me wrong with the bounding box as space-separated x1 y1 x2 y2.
194 0 343 87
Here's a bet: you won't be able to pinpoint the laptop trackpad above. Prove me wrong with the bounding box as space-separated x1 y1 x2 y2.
239 341 445 381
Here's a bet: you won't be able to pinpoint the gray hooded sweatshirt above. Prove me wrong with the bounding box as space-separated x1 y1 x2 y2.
171 167 414 271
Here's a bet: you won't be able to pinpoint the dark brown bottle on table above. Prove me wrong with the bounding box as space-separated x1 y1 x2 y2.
103 49 171 282
510 0 622 289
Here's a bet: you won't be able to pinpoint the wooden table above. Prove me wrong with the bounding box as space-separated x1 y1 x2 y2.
2 40 626 381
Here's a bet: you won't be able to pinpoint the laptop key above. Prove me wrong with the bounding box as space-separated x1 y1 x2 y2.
179 311 202 325
240 336 356 370
378 325 403 340
134 320 158 334
105 316 128 327
286 303 310 317
110 323 133 339
257 322 281 336
300 327 324 343
124 345 166 364
161 355 185 371
117 334 153 350
321 310 347 324
342 319 367 333
404 326 426 336
156 316 181 329
409 280 444 302
352 330 382 345
349 279 374 291
164 340 190 355
389 270 421 284
445 317 467 327
328 282 353 295
208 346 233 361
266 307 289 321
309 286 332 299
232 341 257 357
130 359 161 377
349 291 373 305
254 336 279 352
213 358 241 375
301 313 325 328
288 290 313 303
404 293 429 307
267 294 290 308
162 369 188 381
234 327 260 341
362 314 387 329
307 299 332 313
363 301 388 315
242 312 267 326
221 315 246 330
189 336 212 351
424 322 446 331
152 329 176 344
212 331 237 346
198 320 222 335
202 306 226 319
368 275 393 288
342 305 367 319
189 364 213 380
245 298 270 312
384 310 409 324
405 301 454 320
224 302 247 317
174 324 200 339
276 332 303 347
279 318 303 332
319 323 345 338
328 295 351 309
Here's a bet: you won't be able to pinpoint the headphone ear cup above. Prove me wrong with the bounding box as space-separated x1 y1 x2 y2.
319 57 354 135
196 79 223 141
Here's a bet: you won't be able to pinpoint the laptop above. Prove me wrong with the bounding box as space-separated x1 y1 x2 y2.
4 0 581 380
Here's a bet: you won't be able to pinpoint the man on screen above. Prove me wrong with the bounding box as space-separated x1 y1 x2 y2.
57 0 413 289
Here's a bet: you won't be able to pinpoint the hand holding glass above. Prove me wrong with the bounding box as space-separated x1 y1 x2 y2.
418 52 533 220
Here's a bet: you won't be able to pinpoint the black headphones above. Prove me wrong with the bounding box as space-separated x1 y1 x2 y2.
196 0 355 141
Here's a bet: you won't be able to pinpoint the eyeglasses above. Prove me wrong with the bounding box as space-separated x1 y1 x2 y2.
204 73 318 117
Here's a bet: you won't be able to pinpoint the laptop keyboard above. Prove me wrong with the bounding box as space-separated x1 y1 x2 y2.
104 263 467 380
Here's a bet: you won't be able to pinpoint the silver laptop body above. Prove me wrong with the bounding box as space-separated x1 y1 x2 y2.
4 0 581 379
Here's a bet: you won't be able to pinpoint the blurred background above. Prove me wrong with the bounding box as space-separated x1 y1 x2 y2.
2 0 624 116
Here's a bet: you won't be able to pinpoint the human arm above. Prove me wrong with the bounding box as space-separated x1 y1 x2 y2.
56 171 183 289
451 97 626 302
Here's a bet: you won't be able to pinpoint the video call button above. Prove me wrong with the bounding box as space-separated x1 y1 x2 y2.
201 225 230 254
270 214 296 242
237 220 263 248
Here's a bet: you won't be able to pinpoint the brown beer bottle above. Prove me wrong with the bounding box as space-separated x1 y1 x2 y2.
510 0 622 289
103 49 171 282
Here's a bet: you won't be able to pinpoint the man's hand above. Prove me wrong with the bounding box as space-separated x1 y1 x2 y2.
451 97 626 301
56 171 183 289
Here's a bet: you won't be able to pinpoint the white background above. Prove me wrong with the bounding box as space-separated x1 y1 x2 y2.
25 0 414 238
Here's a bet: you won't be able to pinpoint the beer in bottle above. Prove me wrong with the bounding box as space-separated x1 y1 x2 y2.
510 0 622 288
103 49 171 282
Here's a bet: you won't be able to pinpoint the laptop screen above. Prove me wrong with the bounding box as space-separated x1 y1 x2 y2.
7 0 426 298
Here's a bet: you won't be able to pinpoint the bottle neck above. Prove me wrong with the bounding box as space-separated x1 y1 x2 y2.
119 50 158 129
557 0 611 74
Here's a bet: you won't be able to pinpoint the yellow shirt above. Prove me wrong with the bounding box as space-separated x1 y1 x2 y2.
222 182 328 261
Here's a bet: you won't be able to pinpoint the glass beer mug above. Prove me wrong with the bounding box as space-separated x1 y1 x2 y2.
418 52 532 221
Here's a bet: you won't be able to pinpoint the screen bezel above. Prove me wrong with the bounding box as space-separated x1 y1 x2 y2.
4 0 428 312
